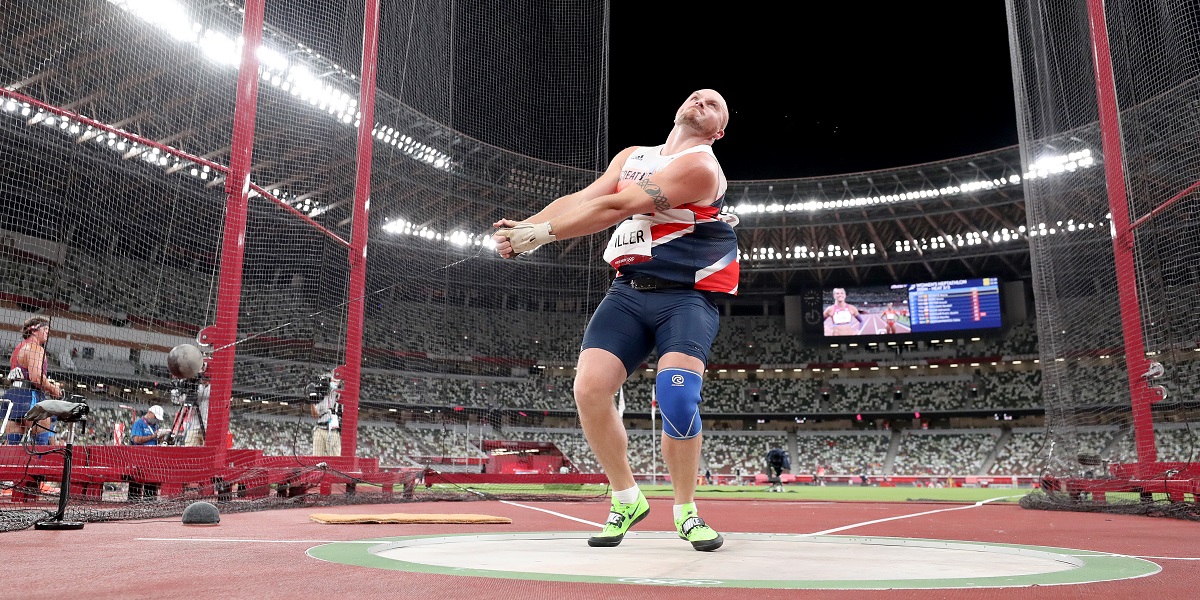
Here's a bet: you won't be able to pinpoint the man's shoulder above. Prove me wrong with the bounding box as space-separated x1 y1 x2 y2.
614 145 647 162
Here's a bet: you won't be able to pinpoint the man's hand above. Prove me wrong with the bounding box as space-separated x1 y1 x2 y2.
157 428 172 438
492 219 556 258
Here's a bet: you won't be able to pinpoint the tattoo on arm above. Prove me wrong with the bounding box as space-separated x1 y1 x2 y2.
638 180 671 211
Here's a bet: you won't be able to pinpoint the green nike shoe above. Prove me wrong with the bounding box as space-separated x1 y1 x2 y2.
675 504 723 551
587 492 650 547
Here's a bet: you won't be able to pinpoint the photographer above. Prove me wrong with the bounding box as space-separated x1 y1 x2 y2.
309 373 341 456
765 447 790 492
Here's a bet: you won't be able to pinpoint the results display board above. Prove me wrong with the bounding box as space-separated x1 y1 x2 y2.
822 278 1002 337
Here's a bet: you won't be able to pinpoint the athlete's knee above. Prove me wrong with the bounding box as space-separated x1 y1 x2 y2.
656 368 703 440
574 350 626 410
34 432 52 445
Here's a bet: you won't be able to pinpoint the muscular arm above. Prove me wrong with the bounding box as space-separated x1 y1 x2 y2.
518 148 635 224
545 152 721 240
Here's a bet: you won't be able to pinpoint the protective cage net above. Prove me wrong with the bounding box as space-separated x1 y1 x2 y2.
0 0 619 532
1006 0 1200 518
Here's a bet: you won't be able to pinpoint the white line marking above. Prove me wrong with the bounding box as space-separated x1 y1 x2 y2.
806 495 1024 536
1066 552 1196 561
500 500 604 527
500 495 1027 538
136 538 383 544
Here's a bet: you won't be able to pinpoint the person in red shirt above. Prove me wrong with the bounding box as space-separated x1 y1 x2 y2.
4 316 63 445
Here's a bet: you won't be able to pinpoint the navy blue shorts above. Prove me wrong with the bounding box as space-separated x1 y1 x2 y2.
2 387 41 421
581 279 721 376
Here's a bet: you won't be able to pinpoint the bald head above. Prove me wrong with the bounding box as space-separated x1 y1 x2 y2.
697 88 729 129
675 89 729 139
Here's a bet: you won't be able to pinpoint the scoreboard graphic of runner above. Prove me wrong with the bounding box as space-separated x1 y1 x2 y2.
908 278 1002 333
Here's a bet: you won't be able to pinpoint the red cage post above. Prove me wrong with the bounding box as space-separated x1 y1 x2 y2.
339 0 382 459
1084 0 1159 467
200 0 267 468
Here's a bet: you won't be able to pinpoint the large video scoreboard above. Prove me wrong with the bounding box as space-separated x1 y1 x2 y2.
907 278 1002 333
819 277 1003 338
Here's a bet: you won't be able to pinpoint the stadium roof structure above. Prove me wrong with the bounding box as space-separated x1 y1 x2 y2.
2 1 1093 300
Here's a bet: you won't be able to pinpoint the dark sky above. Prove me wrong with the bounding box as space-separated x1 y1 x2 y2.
607 2 1020 181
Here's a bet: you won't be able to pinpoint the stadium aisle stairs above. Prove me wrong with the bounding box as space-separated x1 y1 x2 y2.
1101 426 1133 462
977 429 1012 475
883 430 903 475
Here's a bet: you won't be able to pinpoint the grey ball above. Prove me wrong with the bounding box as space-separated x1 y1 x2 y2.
181 501 220 526
167 344 205 380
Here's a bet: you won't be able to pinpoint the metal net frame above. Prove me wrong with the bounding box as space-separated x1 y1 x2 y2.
1006 0 1200 519
0 0 614 532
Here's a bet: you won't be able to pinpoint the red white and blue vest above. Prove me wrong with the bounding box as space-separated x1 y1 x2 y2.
603 144 740 294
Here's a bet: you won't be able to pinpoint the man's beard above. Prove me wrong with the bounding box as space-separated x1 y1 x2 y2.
675 109 706 131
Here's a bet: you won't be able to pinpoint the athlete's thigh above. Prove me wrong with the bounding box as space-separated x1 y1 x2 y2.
580 283 655 377
650 290 720 365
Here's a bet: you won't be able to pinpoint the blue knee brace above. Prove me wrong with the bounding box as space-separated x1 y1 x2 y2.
35 432 52 445
6 433 22 445
656 368 703 440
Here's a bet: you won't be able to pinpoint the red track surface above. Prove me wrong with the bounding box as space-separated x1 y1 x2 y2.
4 497 1197 599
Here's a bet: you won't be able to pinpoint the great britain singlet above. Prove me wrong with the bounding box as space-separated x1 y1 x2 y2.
7 338 44 382
601 144 740 294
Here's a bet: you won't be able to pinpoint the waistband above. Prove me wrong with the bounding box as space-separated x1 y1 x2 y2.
620 274 694 292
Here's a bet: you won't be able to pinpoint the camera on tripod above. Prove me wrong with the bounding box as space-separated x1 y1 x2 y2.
169 378 201 406
305 374 340 404
164 376 207 446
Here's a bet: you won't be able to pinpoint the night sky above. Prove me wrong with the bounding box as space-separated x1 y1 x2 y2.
607 2 1020 180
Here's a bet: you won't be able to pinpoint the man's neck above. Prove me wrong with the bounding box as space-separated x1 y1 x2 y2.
662 126 712 155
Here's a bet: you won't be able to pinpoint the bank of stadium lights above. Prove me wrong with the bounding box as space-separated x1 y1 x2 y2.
107 0 197 43
890 218 1103 255
1 100 209 176
1023 150 1094 180
729 176 1022 216
728 150 1095 217
105 0 452 191
381 217 496 248
741 242 877 262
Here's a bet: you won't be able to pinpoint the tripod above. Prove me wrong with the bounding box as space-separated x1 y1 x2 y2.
166 403 194 446
35 418 85 530
0 399 12 442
